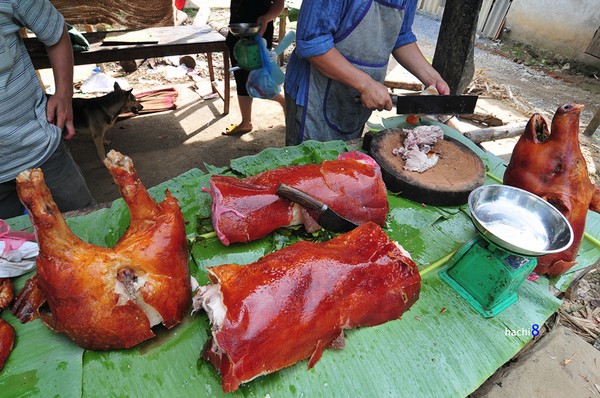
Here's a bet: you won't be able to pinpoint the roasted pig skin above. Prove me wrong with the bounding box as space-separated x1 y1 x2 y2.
503 104 600 276
13 151 191 350
0 278 15 370
209 151 389 245
196 222 421 392
0 318 15 371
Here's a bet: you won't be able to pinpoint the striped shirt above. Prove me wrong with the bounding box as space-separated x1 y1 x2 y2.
0 0 65 182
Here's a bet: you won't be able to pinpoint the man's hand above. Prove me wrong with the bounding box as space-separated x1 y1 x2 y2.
46 93 75 139
358 80 393 111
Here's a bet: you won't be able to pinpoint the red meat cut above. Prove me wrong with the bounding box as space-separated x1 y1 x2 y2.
209 151 389 245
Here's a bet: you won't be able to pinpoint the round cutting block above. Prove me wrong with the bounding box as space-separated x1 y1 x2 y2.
369 127 486 206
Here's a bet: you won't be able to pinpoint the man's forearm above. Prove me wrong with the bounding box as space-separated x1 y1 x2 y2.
392 42 448 93
46 25 74 98
308 48 372 93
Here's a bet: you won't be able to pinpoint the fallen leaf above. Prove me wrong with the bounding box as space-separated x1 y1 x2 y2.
560 353 576 367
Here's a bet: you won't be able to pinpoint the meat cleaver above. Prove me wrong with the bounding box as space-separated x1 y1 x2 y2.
393 94 478 115
276 183 359 233
355 94 478 114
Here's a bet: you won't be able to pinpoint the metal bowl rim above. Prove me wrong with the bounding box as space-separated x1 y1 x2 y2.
467 184 574 256
228 23 261 36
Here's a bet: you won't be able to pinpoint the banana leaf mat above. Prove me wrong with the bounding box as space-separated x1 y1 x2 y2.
2 123 598 397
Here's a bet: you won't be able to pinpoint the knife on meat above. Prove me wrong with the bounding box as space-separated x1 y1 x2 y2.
276 183 359 233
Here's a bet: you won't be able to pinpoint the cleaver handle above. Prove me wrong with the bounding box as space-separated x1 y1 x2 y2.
276 184 327 213
353 94 396 105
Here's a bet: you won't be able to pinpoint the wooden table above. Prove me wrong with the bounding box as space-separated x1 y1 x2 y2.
24 25 230 114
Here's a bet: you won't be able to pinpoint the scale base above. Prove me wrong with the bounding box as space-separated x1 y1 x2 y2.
440 269 518 318
440 235 537 318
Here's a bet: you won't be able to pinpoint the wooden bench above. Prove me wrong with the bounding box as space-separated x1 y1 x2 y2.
24 25 230 115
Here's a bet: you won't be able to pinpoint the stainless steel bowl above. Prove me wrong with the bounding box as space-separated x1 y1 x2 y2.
228 23 261 36
468 184 573 257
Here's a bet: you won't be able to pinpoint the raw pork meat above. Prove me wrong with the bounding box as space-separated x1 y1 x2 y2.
209 151 388 245
392 125 444 172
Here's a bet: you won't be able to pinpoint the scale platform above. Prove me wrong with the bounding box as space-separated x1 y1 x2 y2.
441 184 574 318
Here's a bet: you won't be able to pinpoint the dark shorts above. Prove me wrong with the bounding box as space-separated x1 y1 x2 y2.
226 21 274 97
284 93 304 146
0 141 95 219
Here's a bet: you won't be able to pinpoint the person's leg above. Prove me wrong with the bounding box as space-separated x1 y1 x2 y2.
40 141 96 212
0 180 25 219
272 92 286 111
224 32 254 135
236 95 253 131
284 93 303 146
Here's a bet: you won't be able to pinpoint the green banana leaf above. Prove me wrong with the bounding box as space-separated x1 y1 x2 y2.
1 128 597 397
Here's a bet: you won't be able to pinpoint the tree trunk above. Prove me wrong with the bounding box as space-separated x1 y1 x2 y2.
432 0 484 95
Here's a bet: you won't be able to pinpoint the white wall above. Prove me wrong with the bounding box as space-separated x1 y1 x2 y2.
503 0 600 67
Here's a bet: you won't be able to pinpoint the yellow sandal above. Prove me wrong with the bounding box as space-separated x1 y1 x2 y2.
222 124 252 136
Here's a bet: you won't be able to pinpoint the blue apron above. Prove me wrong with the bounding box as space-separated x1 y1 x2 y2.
301 1 405 142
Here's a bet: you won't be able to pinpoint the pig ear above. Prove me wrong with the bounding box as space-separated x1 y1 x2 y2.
549 103 584 142
524 113 549 143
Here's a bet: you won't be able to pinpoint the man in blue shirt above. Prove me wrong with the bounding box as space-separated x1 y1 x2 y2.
284 0 449 145
0 0 94 218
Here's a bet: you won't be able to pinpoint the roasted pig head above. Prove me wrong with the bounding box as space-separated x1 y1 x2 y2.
193 222 421 392
503 103 600 276
12 150 191 350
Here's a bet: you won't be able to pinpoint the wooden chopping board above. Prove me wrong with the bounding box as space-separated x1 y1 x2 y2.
368 128 486 206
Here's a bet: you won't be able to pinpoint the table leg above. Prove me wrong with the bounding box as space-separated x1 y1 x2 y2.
206 51 230 115
207 52 216 94
223 50 230 115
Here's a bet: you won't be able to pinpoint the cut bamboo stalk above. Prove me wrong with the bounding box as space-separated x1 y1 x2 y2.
464 122 527 143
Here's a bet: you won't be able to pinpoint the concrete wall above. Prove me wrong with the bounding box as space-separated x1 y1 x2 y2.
503 0 600 67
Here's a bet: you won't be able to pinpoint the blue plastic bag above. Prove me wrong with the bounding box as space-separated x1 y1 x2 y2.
246 36 283 99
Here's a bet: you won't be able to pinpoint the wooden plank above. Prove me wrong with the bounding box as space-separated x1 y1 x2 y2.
50 0 175 29
585 26 600 59
24 26 227 69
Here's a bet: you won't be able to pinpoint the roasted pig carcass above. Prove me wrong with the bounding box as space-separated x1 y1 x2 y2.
0 278 15 370
11 150 191 350
193 222 421 392
503 104 600 276
209 151 388 245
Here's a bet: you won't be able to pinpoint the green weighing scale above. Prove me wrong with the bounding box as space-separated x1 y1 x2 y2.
440 184 574 318
229 23 263 71
228 22 296 79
